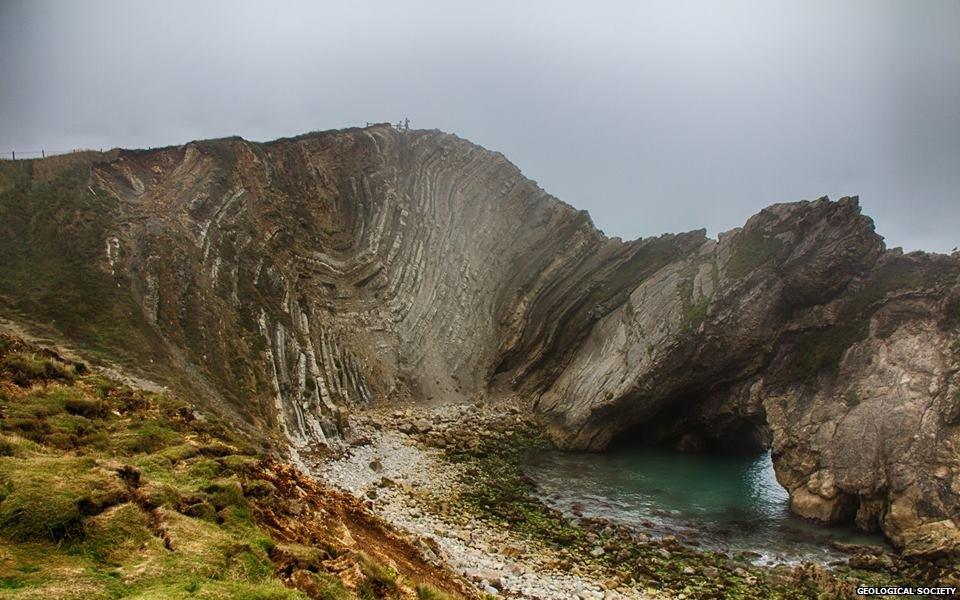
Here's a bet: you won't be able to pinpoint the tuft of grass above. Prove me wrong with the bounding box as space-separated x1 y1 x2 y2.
2 351 76 386
80 502 154 564
0 576 26 590
358 552 399 599
303 572 352 600
0 433 40 458
64 395 105 418
203 477 246 510
0 456 127 541
126 422 182 454
269 542 328 570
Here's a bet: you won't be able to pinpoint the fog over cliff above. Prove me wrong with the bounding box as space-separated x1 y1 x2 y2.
1 0 958 252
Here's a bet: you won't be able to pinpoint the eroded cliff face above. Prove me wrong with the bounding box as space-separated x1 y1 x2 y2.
0 125 957 556
82 128 704 460
536 197 960 557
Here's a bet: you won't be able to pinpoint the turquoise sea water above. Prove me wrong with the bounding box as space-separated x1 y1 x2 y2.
522 446 885 564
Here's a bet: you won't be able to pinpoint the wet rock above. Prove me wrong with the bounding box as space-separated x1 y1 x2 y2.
848 552 894 571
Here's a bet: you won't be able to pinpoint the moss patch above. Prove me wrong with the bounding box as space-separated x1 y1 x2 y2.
678 260 713 334
448 433 586 548
780 321 868 383
726 229 783 279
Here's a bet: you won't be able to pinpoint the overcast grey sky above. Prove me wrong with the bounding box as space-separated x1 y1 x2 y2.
1 0 958 252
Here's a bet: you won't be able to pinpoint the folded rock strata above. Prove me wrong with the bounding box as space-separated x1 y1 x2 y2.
0 125 957 557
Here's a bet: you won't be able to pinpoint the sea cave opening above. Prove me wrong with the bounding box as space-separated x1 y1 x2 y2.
526 407 885 561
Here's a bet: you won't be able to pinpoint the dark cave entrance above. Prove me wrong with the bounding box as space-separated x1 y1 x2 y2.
600 400 871 536
606 399 772 457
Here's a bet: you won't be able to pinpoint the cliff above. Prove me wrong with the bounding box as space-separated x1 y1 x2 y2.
0 125 957 557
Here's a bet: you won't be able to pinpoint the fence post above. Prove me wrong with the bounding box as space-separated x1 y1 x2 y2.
11 151 14 160
41 150 45 158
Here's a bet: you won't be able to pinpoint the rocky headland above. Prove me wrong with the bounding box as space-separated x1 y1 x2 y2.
0 124 958 597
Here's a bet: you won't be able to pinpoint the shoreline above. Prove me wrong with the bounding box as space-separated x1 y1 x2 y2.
310 401 954 599
318 405 650 599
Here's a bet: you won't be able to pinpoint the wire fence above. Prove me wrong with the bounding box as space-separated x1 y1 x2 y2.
0 148 104 160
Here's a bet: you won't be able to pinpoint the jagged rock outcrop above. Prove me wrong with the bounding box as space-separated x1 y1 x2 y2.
535 197 960 557
0 125 957 557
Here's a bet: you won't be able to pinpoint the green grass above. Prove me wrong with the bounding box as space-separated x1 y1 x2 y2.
0 333 470 599
302 572 352 600
0 159 166 368
0 455 126 542
0 338 308 598
416 583 457 600
80 502 154 564
726 229 783 279
780 321 868 383
448 433 587 548
677 260 714 334
126 422 183 454
358 552 399 599
120 578 304 599
2 351 78 387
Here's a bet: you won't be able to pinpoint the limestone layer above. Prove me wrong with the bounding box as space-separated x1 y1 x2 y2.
0 125 957 556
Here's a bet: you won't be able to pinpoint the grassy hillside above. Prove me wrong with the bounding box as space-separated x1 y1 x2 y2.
0 332 467 599
0 157 165 369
